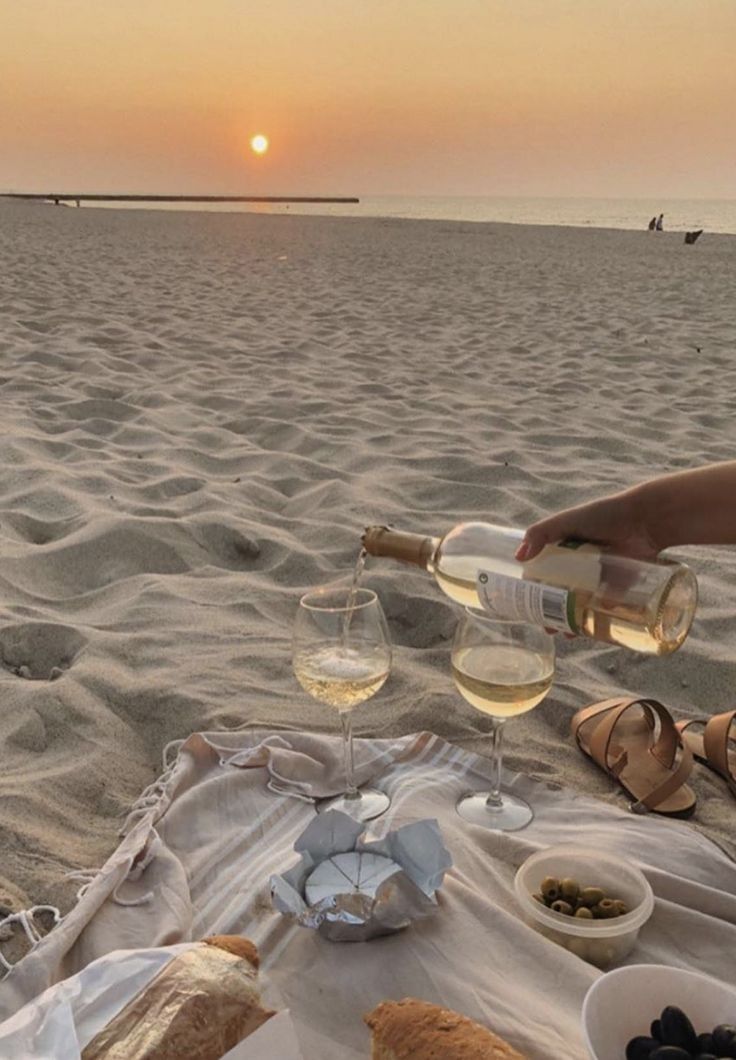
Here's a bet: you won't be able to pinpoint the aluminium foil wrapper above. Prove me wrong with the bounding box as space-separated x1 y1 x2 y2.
270 810 453 942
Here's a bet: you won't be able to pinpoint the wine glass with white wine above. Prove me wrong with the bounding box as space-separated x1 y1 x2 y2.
452 609 555 831
293 585 392 822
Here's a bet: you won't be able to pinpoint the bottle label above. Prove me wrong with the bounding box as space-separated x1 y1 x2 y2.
476 570 577 634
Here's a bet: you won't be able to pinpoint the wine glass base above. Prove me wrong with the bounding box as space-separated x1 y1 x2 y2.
317 787 390 822
456 791 533 831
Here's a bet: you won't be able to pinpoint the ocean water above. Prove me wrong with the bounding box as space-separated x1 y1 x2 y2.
91 194 736 235
352 196 736 234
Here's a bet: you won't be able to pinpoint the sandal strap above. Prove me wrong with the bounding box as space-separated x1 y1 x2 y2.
572 697 632 730
571 697 636 756
578 696 693 813
630 740 694 813
703 710 736 790
588 697 677 774
646 699 681 769
587 700 640 772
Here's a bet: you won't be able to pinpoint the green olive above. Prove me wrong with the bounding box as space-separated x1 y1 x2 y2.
597 898 618 919
613 900 628 916
560 878 580 902
540 876 561 901
574 906 594 919
550 900 574 916
579 886 605 908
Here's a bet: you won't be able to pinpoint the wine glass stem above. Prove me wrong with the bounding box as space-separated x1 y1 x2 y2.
340 709 360 801
485 720 505 810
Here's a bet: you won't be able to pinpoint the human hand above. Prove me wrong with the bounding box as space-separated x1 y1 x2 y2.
514 489 661 563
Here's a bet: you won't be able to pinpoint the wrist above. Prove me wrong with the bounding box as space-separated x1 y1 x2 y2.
627 479 673 552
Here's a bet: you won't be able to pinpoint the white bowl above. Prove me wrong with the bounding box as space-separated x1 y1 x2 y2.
582 964 736 1060
514 844 654 969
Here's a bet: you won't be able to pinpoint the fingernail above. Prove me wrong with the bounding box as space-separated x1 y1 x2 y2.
515 540 530 561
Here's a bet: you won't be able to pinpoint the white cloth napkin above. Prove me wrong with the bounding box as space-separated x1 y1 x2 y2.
222 731 408 800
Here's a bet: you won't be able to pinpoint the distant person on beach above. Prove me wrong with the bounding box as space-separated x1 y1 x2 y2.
648 216 657 231
516 461 736 564
655 213 664 231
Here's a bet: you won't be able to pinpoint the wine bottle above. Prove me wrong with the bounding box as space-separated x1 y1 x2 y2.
362 522 697 655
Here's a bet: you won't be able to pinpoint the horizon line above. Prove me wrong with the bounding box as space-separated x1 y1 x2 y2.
1 193 360 204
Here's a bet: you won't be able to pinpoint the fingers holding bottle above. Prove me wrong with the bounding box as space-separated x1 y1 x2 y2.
515 489 661 564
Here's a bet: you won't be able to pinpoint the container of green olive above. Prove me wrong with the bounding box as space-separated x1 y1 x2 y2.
514 844 654 969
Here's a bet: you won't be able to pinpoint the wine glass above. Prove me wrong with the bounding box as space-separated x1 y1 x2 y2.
452 609 555 831
293 585 392 822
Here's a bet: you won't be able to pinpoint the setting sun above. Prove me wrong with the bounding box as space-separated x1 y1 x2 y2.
250 134 269 156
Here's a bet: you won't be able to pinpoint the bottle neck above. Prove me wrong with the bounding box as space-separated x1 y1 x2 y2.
362 526 439 570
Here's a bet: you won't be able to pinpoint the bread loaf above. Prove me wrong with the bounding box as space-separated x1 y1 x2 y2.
364 998 526 1059
82 936 274 1059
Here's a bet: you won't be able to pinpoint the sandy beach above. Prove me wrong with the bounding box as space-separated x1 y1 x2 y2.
1 197 735 931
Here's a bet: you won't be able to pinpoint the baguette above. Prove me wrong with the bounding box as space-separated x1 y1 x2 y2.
364 998 526 1059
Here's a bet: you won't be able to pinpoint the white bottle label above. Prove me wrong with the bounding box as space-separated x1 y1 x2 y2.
476 570 576 634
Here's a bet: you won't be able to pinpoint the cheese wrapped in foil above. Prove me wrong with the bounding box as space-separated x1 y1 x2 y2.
271 810 453 942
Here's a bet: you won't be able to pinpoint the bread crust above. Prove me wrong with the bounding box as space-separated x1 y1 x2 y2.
203 934 260 967
364 998 526 1059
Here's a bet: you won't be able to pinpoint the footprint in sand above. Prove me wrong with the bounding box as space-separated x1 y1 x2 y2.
0 622 88 681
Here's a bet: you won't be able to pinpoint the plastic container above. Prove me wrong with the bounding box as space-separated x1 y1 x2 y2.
582 964 736 1060
514 844 654 969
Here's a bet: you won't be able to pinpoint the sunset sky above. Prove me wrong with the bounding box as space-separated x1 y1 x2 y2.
2 0 735 199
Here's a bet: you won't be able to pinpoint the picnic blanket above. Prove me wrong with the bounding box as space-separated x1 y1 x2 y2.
1 729 735 1059
0 942 303 1059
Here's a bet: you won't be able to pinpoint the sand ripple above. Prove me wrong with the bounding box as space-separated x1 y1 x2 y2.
1 200 735 918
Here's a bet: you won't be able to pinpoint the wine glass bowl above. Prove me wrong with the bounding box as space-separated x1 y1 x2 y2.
452 609 554 830
293 585 392 821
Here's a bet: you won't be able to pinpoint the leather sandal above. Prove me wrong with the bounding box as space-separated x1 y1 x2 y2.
675 710 736 800
571 696 696 818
